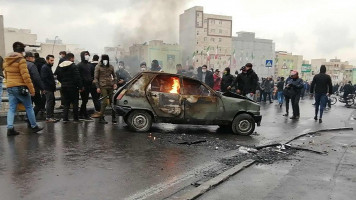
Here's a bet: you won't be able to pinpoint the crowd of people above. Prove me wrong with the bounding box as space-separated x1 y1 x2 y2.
1 41 356 136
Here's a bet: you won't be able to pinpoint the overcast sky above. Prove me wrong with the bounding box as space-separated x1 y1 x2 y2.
1 0 355 64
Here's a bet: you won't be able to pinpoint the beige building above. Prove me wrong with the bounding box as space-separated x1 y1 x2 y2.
311 58 354 84
104 46 129 65
129 40 181 73
180 6 232 71
4 28 37 55
275 51 303 79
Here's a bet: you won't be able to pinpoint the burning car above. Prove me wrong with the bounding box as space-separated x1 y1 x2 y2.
113 72 262 135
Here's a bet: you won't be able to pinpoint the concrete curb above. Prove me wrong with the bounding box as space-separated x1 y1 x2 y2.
177 159 255 200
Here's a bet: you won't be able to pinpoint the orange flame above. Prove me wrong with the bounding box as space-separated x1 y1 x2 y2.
169 77 180 94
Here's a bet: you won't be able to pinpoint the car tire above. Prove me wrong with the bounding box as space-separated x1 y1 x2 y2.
127 110 152 132
232 114 255 136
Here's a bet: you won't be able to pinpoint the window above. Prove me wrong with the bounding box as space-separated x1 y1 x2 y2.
219 20 222 24
204 19 207 24
211 29 215 33
204 37 207 41
210 38 215 42
219 29 222 33
151 75 181 94
219 38 222 42
182 78 211 96
197 31 199 35
204 28 207 32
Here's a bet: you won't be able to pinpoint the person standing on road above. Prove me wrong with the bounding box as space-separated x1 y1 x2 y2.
116 61 131 88
284 70 303 119
277 77 285 107
236 63 259 100
197 65 214 88
93 54 117 124
3 42 43 135
221 67 235 92
41 55 58 122
213 69 221 91
343 81 355 107
264 77 274 103
54 51 67 109
56 53 83 123
25 52 45 117
0 56 4 110
78 51 93 121
310 65 333 123
90 55 101 114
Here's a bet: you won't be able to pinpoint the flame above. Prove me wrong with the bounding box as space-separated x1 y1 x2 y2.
169 77 180 94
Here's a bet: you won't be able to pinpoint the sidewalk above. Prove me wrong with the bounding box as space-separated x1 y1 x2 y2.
198 121 356 200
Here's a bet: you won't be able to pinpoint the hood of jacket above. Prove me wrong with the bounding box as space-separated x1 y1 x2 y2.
320 65 326 73
80 51 89 63
4 52 24 66
59 60 73 68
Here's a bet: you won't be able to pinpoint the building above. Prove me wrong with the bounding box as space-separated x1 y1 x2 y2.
275 51 303 79
129 40 181 74
4 28 37 55
311 58 354 84
0 15 5 57
180 6 232 71
232 31 275 78
104 46 129 65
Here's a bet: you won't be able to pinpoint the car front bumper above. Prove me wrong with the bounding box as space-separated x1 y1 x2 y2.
254 115 262 126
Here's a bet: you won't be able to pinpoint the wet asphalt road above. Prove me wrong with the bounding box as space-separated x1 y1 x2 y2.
0 98 354 199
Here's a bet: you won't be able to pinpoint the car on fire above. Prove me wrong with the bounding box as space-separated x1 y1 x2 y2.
113 72 262 135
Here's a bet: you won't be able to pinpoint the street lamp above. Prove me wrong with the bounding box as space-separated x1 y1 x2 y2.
52 36 59 54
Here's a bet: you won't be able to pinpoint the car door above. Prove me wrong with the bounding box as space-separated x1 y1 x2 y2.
146 74 184 118
181 77 220 122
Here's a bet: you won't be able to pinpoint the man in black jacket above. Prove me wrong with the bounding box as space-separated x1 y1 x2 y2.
310 65 333 123
34 53 46 74
78 51 93 120
40 55 58 122
197 65 214 88
56 53 83 122
54 51 67 109
25 52 45 117
236 63 259 100
221 67 234 92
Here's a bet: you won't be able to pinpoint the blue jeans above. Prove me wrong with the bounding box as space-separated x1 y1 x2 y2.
277 91 284 104
7 87 38 129
0 79 3 110
315 93 327 119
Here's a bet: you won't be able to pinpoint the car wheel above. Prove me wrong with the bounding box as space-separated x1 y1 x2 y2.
127 110 152 132
232 114 255 136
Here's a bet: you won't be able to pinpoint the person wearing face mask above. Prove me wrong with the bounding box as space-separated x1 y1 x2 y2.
140 61 148 72
3 42 43 136
89 55 101 114
54 51 67 110
41 54 58 122
185 65 195 78
221 67 235 92
115 61 131 88
93 55 117 124
213 69 221 91
77 51 93 121
197 65 214 88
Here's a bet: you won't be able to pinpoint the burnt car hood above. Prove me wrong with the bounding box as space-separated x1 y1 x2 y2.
221 91 254 102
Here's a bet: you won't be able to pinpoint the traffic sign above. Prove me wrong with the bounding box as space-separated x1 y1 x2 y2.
265 60 273 68
301 64 311 72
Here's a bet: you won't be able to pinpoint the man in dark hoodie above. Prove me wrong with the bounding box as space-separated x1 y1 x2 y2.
236 63 259 100
41 54 58 122
151 60 162 72
221 67 234 92
310 65 333 123
56 53 83 122
25 52 45 117
77 51 93 120
34 53 46 74
115 61 131 88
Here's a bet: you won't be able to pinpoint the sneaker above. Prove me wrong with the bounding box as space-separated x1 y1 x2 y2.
290 116 300 120
319 119 322 123
56 105 64 109
62 119 70 123
314 116 318 121
283 113 289 116
91 112 102 118
7 128 20 136
78 116 85 121
99 117 108 124
112 119 118 124
84 117 94 121
46 118 59 123
31 126 44 133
